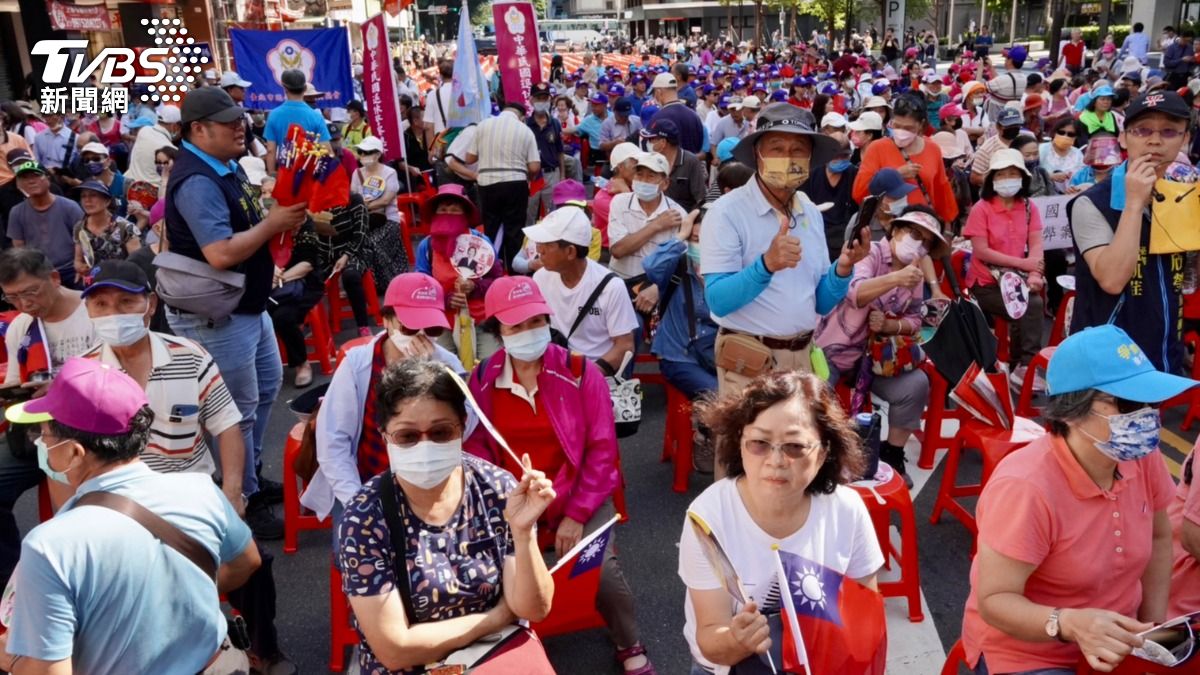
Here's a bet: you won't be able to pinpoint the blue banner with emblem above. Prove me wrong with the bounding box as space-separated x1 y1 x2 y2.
229 28 353 110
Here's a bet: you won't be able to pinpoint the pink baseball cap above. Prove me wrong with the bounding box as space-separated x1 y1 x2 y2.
485 276 553 326
6 357 149 434
382 273 452 330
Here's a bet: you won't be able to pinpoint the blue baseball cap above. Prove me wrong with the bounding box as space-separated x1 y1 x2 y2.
588 93 608 105
1005 44 1029 66
997 106 1024 127
717 94 732 109
867 168 917 199
770 90 788 102
1046 325 1198 402
608 83 626 96
716 137 739 163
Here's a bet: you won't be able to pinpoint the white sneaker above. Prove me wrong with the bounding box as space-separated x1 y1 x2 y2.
1009 365 1028 389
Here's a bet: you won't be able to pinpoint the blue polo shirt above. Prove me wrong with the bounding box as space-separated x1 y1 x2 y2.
263 100 331 145
6 462 251 672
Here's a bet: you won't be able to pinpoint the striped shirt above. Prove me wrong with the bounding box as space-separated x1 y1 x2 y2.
466 109 539 187
82 332 241 476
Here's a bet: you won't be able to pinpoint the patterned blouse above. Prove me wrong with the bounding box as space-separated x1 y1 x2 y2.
337 456 517 675
73 215 139 268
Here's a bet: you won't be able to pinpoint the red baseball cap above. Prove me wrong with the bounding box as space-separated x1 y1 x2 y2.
383 273 451 330
484 277 553 326
7 357 148 434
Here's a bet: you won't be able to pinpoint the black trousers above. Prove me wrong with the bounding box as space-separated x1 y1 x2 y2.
224 541 282 660
339 266 370 329
267 289 324 368
479 180 530 271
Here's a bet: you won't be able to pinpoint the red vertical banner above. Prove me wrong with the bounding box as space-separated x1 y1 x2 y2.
492 1 543 114
360 14 406 163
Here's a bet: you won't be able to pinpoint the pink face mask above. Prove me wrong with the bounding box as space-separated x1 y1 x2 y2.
891 128 917 149
431 213 469 258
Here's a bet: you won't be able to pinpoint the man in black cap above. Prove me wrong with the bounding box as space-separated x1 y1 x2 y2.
163 85 307 538
599 96 642 153
0 149 64 248
527 82 564 225
6 158 84 287
640 118 706 212
463 100 541 268
262 69 331 173
1070 90 1194 373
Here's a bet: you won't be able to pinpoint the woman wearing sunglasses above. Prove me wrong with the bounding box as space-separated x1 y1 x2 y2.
962 324 1192 674
300 273 470 531
1039 118 1085 194
678 371 883 674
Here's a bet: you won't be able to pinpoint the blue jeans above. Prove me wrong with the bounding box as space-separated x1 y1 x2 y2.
660 358 717 400
974 654 1074 675
167 311 283 496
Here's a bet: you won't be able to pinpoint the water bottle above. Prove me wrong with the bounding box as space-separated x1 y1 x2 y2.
854 412 881 481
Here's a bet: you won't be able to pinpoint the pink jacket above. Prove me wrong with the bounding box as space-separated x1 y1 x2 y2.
465 344 621 528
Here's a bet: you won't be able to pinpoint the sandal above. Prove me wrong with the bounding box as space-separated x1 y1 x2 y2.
615 644 657 675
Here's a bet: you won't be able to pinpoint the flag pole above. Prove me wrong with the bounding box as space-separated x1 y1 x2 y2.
771 544 810 675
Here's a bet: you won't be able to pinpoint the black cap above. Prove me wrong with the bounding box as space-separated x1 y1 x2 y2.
639 117 680 143
530 81 551 98
82 260 150 297
281 69 307 94
1125 91 1191 126
74 180 112 199
5 148 33 166
614 97 633 114
181 87 245 125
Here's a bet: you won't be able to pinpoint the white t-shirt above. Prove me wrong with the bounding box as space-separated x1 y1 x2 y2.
677 478 884 674
446 125 479 174
430 82 454 135
351 166 401 223
4 301 97 385
607 192 686 280
533 259 639 361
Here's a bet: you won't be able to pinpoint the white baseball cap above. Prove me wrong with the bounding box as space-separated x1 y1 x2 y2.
609 142 640 167
847 111 883 132
157 105 181 124
651 73 678 90
219 71 252 88
862 95 891 110
522 206 592 247
740 96 761 110
820 112 847 129
80 142 109 156
355 136 385 154
203 69 219 81
635 151 670 175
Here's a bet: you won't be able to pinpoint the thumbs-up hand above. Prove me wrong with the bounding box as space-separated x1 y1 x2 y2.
764 214 802 273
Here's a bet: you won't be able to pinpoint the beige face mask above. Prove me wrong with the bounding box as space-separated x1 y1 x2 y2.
758 153 810 191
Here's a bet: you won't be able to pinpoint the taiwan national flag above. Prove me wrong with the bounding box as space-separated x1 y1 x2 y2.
531 515 619 638
773 549 887 675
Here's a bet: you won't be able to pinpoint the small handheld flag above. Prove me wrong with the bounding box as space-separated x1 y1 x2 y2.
532 515 619 637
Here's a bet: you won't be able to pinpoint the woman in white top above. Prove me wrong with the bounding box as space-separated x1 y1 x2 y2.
678 371 884 675
1039 118 1085 194
350 136 409 295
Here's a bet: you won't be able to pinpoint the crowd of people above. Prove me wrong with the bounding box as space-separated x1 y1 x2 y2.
1 20 1200 675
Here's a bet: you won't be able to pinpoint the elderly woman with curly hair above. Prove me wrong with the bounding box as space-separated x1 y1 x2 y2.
677 371 884 675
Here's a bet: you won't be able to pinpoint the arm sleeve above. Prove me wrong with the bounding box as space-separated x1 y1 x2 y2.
1147 452 1178 512
976 476 1054 566
677 514 724 591
703 259 773 317
197 354 242 437
5 541 76 661
931 150 960 223
1070 196 1115 253
216 483 253 562
172 176 234 247
316 355 368 507
962 201 988 238
815 262 854 315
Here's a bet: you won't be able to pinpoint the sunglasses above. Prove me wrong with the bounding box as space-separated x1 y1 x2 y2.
742 437 823 459
1056 130 1077 138
398 325 446 338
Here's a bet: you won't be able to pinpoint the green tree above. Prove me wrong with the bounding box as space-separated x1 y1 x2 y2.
797 0 847 36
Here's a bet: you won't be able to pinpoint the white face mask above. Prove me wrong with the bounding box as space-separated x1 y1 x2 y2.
631 179 661 201
360 155 379 168
389 329 421 351
503 325 552 362
993 177 1023 197
887 196 908 215
92 313 148 347
388 439 462 489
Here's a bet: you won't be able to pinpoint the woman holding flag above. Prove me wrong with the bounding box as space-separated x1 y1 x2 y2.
335 358 557 674
679 371 885 675
466 276 657 675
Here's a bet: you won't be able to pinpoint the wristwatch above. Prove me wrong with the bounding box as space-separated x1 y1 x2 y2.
1045 608 1066 642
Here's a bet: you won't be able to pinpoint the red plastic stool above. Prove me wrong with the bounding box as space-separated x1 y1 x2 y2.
993 318 1010 366
851 470 924 622
660 384 694 493
325 269 383 333
930 417 1046 539
916 361 967 470
283 422 330 554
1048 291 1075 347
329 564 359 672
634 353 665 386
1160 331 1200 431
941 639 968 675
304 304 336 375
1016 346 1056 418
336 335 376 367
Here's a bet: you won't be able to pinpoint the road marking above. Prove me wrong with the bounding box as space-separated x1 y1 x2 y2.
1160 427 1193 479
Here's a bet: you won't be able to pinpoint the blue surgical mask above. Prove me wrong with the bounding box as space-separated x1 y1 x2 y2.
687 242 701 267
502 325 552 362
828 159 852 173
86 161 106 176
37 438 74 485
1082 406 1161 462
632 180 661 201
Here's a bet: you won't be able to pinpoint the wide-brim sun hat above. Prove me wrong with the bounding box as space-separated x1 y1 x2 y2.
890 210 950 258
732 102 840 170
422 183 479 226
987 148 1031 177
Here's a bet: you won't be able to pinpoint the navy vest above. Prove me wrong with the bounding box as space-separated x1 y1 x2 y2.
1069 178 1185 373
164 146 270 315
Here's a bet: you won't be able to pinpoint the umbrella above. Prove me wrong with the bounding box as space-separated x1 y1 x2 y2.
923 251 998 385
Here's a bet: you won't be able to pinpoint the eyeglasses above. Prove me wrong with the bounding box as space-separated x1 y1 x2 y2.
1056 129 1077 138
154 161 170 167
742 437 823 459
398 326 446 338
382 423 462 448
2 283 45 304
1126 126 1187 139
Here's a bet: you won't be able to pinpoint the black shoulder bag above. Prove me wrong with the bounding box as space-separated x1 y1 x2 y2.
549 272 619 351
